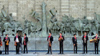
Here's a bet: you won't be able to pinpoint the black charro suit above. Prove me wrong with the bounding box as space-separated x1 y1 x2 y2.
82 35 88 53
58 36 65 54
92 36 99 54
47 36 53 54
72 37 77 53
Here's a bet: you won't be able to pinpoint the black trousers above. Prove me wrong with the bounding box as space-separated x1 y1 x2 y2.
74 44 77 53
83 43 87 53
5 45 9 54
24 45 28 53
16 43 20 54
94 43 99 54
47 43 52 54
59 42 63 54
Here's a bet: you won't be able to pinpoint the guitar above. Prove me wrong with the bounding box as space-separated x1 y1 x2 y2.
14 42 17 46
6 40 9 45
0 41 2 46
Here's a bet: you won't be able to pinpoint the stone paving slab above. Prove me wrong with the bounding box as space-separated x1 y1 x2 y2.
0 52 100 56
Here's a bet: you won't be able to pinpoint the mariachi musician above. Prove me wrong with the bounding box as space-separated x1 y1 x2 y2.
23 33 28 53
58 33 65 54
14 33 21 54
92 34 99 54
82 32 88 54
3 34 10 54
47 33 53 54
72 34 77 54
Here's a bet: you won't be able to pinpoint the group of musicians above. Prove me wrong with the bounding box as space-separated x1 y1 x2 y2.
0 33 28 54
47 32 99 54
0 32 99 54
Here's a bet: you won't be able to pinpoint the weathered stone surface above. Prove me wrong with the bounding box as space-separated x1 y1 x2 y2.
0 36 99 50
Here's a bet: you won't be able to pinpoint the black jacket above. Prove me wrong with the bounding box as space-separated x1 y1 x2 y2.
14 36 21 44
58 36 65 43
47 36 53 43
3 37 10 45
82 35 88 44
23 37 28 45
72 37 77 44
92 36 99 44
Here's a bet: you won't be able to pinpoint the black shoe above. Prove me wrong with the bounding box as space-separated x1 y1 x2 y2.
46 53 49 54
82 53 85 54
58 53 61 54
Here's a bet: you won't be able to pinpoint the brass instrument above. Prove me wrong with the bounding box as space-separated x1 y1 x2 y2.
6 40 9 45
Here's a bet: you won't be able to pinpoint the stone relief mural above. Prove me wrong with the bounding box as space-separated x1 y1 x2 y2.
0 2 100 37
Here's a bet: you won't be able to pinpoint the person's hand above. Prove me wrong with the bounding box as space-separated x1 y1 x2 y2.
98 38 99 39
73 44 75 46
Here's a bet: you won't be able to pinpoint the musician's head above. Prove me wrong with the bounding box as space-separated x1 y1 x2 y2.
74 34 76 37
16 33 18 36
59 33 62 36
6 34 8 37
84 32 87 36
49 33 51 36
24 33 27 37
96 34 98 37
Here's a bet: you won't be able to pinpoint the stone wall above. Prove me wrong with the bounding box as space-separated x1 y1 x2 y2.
0 0 100 25
0 37 99 51
0 0 100 51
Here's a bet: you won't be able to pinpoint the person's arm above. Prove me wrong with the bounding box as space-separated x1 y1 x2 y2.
98 37 99 42
72 37 74 44
47 37 48 41
14 37 16 41
9 37 10 42
92 36 95 39
63 36 65 41
82 36 83 40
52 36 53 41
3 37 5 42
87 36 88 41
26 37 28 43
20 37 22 44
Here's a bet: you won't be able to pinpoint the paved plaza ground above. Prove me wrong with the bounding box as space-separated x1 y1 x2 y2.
0 51 100 56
